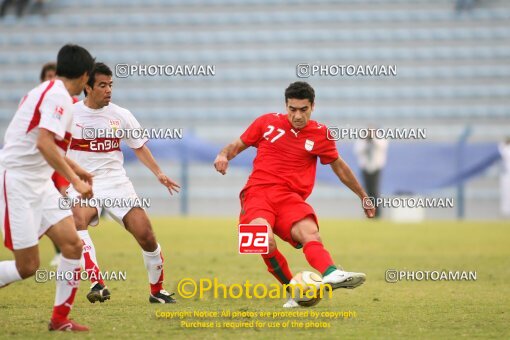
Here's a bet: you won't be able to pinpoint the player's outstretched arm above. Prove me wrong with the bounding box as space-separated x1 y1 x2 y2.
214 138 248 175
37 128 93 199
132 144 180 195
329 157 376 218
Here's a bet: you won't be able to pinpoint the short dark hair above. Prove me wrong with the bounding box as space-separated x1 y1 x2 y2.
285 81 315 104
40 62 56 82
84 62 112 96
56 44 94 79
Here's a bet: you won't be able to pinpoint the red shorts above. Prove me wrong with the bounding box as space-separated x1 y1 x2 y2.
239 185 318 248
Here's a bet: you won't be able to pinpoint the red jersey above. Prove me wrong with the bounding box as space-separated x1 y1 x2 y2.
240 113 338 199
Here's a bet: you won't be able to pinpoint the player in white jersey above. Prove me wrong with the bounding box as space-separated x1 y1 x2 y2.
0 44 95 332
66 62 180 304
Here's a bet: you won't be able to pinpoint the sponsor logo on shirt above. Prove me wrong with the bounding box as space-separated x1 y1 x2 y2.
89 138 120 152
70 137 121 152
53 106 64 120
109 119 121 130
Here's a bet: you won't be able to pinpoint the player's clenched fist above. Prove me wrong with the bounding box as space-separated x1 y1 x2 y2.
214 154 229 175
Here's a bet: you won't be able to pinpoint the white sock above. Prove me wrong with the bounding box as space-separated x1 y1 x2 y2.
142 243 164 293
0 260 22 287
52 256 80 320
77 230 101 284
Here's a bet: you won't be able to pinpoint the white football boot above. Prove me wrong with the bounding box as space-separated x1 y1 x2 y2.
322 269 366 290
283 298 300 308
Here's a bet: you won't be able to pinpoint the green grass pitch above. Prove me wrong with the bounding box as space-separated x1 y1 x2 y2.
0 217 509 339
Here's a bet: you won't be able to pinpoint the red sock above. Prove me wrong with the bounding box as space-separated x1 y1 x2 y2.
79 233 105 286
261 249 293 284
52 258 80 322
302 241 335 275
52 287 78 322
149 254 164 296
83 251 105 286
150 276 164 295
142 245 164 295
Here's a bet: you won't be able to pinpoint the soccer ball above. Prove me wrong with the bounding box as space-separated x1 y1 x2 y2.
288 271 323 307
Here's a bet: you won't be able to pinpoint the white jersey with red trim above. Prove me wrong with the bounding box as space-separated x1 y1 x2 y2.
67 100 147 180
0 79 73 181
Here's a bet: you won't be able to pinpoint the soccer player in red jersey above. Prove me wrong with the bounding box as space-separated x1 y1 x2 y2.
214 81 375 307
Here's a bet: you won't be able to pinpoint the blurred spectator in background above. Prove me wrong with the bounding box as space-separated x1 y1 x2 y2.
18 62 57 107
40 61 79 103
1 0 47 18
30 0 46 16
455 0 480 12
40 61 56 82
354 128 388 219
499 137 510 218
0 0 29 17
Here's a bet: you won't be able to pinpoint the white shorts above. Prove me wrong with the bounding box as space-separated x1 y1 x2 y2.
0 169 72 250
67 175 142 227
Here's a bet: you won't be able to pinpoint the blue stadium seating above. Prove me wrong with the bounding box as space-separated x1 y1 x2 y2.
0 0 509 123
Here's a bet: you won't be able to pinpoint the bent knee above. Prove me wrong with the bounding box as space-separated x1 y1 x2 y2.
17 258 40 279
302 230 321 244
293 227 321 244
72 207 95 230
73 216 91 230
59 237 83 259
249 218 270 226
